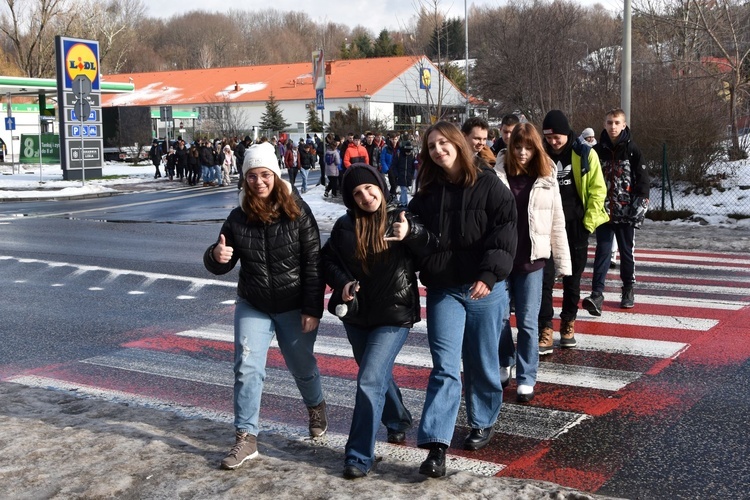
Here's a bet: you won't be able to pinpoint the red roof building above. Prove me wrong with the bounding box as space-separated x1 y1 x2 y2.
101 56 472 136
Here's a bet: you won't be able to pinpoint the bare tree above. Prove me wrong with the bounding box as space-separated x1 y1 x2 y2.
687 0 750 159
0 0 69 77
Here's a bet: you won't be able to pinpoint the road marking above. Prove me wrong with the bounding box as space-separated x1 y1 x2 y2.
177 324 680 388
6 374 504 477
551 290 748 310
0 255 234 290
80 348 587 441
0 187 235 221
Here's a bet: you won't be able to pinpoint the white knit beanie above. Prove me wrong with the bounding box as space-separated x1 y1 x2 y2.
243 143 281 178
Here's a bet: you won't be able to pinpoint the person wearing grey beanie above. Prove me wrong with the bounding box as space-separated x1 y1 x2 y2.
579 127 597 146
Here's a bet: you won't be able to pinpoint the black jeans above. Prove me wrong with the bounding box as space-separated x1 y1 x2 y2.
324 174 338 196
539 218 590 328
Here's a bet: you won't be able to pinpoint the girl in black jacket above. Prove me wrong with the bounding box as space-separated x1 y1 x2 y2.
322 163 437 479
408 121 517 477
204 142 327 471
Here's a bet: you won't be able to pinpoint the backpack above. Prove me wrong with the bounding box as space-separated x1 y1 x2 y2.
325 150 336 166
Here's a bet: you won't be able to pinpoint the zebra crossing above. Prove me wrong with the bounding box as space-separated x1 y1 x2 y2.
4 246 750 478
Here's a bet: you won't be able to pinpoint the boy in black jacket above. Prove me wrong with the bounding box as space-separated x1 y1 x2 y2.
583 108 650 313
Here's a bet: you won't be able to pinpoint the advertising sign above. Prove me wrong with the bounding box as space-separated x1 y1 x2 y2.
20 134 61 164
312 50 326 90
55 36 103 179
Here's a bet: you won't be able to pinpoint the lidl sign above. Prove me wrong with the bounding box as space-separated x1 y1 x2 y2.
61 39 100 90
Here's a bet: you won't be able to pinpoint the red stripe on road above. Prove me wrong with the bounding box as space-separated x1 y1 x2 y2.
677 305 750 366
496 442 611 492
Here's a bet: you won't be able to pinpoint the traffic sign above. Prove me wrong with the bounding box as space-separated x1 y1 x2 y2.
4 117 15 130
74 100 91 122
315 89 325 110
72 75 92 98
159 106 173 121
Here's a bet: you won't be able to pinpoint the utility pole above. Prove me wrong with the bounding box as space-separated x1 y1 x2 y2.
621 0 632 123
465 0 470 120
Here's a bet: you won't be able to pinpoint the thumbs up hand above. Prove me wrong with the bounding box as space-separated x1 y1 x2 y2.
384 211 409 241
213 234 234 264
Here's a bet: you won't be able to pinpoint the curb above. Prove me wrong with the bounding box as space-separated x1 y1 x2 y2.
0 190 123 203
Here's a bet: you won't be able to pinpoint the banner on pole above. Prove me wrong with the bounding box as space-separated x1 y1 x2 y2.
312 50 326 90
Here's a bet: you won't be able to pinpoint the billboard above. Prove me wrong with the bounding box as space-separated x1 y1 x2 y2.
55 36 103 180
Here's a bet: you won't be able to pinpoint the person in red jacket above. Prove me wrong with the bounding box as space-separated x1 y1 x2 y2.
343 134 369 169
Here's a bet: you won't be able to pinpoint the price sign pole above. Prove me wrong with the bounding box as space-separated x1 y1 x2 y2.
72 75 92 186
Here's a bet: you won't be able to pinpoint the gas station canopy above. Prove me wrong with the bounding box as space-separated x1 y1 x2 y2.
0 75 134 98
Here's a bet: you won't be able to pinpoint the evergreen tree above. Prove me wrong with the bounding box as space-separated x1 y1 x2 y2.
372 30 396 57
307 102 324 132
259 92 290 132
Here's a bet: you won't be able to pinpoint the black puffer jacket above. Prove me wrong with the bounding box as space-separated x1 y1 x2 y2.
594 127 650 224
203 192 324 318
321 204 438 328
408 166 517 290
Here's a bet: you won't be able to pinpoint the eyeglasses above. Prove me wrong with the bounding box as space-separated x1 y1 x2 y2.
245 172 275 183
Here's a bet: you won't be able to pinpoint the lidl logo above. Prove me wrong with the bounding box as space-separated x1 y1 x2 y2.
420 68 431 89
66 43 98 85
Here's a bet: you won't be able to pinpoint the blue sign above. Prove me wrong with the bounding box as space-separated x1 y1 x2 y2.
315 89 324 110
71 108 96 121
4 117 15 130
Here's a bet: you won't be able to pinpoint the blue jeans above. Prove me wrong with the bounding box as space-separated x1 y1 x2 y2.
499 268 543 387
417 283 508 447
233 297 323 436
213 165 222 185
201 164 212 183
592 223 636 292
399 186 409 206
299 168 309 192
343 324 412 473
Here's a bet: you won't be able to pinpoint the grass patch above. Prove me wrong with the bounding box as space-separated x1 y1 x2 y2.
89 175 130 180
648 209 694 221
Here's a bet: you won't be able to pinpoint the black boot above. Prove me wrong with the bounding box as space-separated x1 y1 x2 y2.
419 443 447 477
620 286 634 308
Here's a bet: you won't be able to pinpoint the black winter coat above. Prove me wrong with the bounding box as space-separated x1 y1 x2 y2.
408 166 517 290
321 205 438 328
203 193 324 318
594 127 650 223
392 150 416 187
199 145 214 166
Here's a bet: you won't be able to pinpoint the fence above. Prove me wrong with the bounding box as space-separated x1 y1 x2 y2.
649 136 750 220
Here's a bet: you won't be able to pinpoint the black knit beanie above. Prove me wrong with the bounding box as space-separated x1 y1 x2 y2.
542 110 571 136
341 163 388 211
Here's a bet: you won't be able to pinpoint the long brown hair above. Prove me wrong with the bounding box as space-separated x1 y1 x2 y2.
417 121 478 194
241 174 301 224
504 123 554 178
351 189 389 274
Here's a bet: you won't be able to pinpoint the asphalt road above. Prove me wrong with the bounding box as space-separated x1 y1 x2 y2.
1 183 749 498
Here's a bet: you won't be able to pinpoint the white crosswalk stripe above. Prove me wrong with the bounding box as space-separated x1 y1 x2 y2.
3 247 745 476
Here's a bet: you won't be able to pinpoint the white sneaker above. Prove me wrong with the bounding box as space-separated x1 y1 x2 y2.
500 366 512 388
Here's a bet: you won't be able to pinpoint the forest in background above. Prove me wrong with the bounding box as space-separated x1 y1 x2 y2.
1 0 749 186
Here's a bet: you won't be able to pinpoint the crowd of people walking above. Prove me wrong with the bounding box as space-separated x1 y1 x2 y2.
203 108 650 479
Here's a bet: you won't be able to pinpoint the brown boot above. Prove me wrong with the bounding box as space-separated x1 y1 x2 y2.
560 319 577 348
307 400 328 438
538 326 554 355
